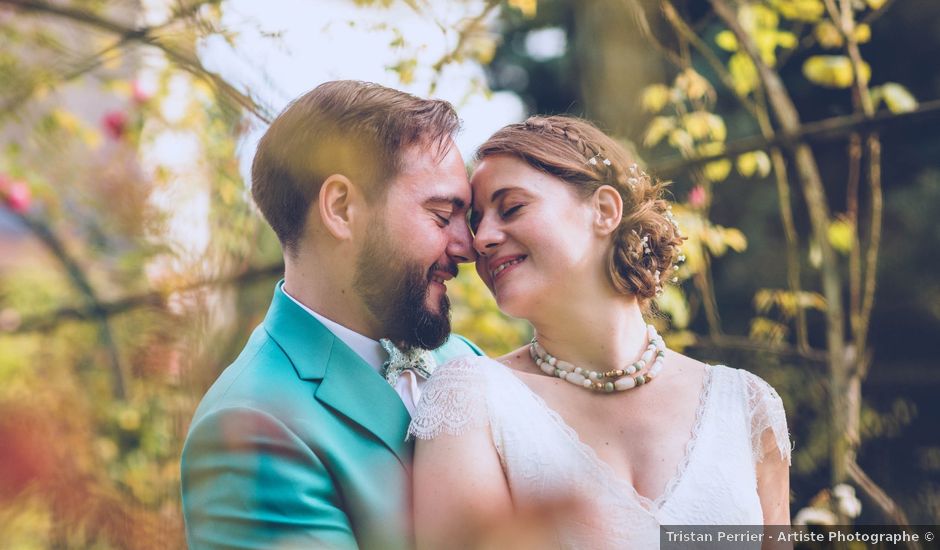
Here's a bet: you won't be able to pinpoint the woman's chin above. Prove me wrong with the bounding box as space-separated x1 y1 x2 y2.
493 292 533 321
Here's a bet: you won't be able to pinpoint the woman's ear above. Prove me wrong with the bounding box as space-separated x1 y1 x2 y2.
592 185 623 236
317 173 360 241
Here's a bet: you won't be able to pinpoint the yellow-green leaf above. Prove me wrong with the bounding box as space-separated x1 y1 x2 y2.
803 55 870 89
814 21 843 49
507 0 537 17
853 23 871 44
750 316 789 343
683 112 711 140
668 128 694 152
708 113 727 142
675 68 712 101
696 142 725 161
737 152 758 177
740 4 779 31
881 82 918 113
827 218 854 254
657 285 690 329
722 227 748 252
643 116 676 148
756 29 779 66
704 159 732 182
738 151 773 177
641 84 671 113
715 30 738 51
773 0 825 22
777 30 798 49
729 52 760 95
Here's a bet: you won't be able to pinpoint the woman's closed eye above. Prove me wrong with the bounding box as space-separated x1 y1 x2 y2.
500 204 524 219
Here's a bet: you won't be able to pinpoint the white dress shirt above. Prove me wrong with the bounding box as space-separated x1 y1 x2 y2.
282 287 425 415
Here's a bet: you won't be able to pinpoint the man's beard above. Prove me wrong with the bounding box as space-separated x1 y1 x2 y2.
353 222 454 350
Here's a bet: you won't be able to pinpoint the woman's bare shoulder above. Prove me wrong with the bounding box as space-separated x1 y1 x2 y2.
494 345 535 372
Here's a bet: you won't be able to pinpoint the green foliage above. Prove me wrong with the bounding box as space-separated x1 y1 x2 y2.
449 264 530 356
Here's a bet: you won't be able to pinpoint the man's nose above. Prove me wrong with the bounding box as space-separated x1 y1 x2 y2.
447 217 477 263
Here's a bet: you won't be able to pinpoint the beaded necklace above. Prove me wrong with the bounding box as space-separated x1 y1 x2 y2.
529 324 666 393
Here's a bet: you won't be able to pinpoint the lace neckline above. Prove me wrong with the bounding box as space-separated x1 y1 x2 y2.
495 359 718 517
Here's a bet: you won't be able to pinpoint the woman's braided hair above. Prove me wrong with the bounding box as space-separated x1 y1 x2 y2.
475 115 685 306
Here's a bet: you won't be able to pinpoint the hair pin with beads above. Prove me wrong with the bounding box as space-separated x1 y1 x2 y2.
586 152 611 167
631 229 652 256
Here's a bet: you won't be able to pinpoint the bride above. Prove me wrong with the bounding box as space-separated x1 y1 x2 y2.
409 115 791 548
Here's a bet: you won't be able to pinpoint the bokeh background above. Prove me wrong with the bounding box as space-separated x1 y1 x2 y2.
1 0 938 547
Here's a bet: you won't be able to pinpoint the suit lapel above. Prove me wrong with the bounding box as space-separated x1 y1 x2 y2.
262 281 414 469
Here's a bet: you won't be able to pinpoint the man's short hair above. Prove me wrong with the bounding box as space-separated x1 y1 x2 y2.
251 80 461 254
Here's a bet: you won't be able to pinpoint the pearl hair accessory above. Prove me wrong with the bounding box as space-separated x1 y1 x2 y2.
631 229 651 256
530 324 667 393
586 152 612 166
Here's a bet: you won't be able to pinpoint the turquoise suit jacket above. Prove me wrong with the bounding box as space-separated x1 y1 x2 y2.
181 281 482 549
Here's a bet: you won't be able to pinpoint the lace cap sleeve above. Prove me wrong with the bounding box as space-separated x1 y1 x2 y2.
408 356 490 440
741 370 792 466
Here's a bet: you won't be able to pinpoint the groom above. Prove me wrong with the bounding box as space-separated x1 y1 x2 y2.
180 81 482 549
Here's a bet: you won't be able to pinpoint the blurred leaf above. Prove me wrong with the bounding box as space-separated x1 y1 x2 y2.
715 30 739 51
772 0 825 21
388 58 417 85
827 218 854 254
729 52 760 95
675 68 712 101
667 128 694 152
643 116 675 147
657 284 690 329
750 316 789 343
641 84 671 113
737 150 772 178
808 240 823 268
704 159 732 182
777 30 798 49
507 0 537 18
879 82 919 113
803 55 870 88
814 21 843 48
853 23 871 44
683 112 711 140
722 227 748 252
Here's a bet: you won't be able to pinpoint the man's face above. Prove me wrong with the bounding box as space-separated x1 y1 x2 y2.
353 142 474 350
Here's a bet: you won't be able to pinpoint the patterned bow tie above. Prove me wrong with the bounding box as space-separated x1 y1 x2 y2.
379 339 437 386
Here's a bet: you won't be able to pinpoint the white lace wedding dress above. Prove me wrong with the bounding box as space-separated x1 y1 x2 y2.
409 356 791 549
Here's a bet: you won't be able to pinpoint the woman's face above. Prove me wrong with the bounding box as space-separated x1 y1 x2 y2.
469 154 603 319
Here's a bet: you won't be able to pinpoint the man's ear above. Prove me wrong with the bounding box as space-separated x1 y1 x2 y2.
593 185 623 236
317 173 362 241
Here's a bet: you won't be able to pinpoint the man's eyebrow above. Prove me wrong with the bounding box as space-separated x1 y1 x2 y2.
424 195 467 210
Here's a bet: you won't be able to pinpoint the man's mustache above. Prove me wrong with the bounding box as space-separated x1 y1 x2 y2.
428 262 458 279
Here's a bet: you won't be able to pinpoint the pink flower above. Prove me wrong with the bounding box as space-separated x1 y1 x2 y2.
688 185 707 209
3 181 31 213
102 110 127 139
131 80 151 104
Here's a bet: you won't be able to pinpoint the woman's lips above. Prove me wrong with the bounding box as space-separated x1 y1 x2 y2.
491 256 526 285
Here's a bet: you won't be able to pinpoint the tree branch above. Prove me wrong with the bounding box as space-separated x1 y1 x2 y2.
427 0 500 95
847 460 919 544
648 97 940 176
708 0 850 486
4 262 284 335
14 213 127 399
0 0 273 123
